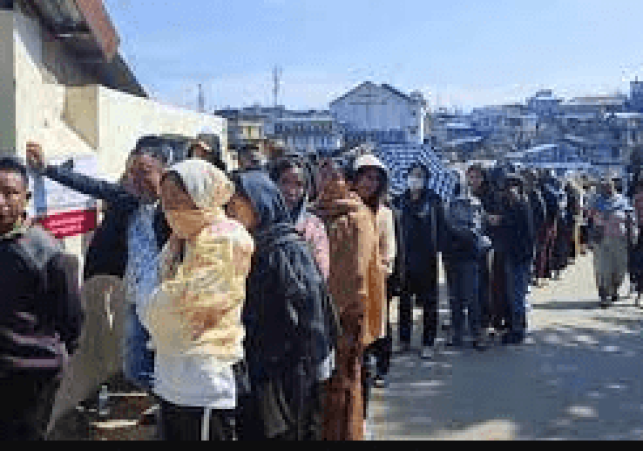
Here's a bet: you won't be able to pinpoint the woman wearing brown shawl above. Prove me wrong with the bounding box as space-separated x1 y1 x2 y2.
315 157 382 441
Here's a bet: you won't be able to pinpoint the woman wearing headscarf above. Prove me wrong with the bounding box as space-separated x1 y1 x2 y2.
314 157 381 441
226 169 337 441
137 159 254 441
269 156 330 279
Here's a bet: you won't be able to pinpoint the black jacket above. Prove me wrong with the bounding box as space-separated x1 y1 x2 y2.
394 189 444 278
42 165 171 280
235 170 336 439
0 226 84 376
234 171 334 383
492 195 534 264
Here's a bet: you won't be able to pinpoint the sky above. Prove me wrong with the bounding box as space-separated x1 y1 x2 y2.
104 0 643 112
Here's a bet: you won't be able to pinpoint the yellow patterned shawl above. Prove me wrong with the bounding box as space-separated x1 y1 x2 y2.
143 159 254 367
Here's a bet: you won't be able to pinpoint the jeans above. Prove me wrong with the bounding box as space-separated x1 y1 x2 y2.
509 261 530 336
399 261 439 347
444 259 481 342
123 304 155 391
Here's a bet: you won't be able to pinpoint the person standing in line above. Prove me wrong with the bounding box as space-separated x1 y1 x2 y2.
588 178 636 308
442 170 490 350
26 139 173 391
351 154 391 418
227 170 336 441
394 162 444 360
314 156 379 441
486 173 533 345
466 164 495 333
269 156 330 280
0 156 84 440
138 159 254 441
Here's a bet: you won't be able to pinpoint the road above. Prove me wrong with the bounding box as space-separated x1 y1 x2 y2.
369 254 643 440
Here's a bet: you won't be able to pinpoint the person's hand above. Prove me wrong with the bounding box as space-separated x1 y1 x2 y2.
26 141 46 173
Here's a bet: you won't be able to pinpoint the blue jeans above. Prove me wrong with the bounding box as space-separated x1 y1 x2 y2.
123 304 155 390
445 259 481 342
509 261 530 336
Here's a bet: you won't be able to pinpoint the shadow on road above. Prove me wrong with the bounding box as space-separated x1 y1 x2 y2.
375 296 643 440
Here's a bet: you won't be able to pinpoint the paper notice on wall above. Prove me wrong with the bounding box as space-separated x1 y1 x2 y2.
29 154 99 217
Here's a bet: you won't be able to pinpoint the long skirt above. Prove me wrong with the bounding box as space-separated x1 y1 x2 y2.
593 236 628 298
321 336 363 441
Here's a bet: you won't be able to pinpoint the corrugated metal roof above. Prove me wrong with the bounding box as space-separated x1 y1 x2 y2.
28 0 118 62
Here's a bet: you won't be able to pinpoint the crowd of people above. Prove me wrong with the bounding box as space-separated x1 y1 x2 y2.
0 136 641 440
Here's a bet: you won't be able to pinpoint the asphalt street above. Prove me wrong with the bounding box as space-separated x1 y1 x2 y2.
369 254 643 440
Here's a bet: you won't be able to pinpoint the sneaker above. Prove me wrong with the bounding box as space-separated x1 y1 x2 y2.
398 342 411 354
420 346 435 360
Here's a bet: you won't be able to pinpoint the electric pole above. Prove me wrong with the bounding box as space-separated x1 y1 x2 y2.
273 66 283 107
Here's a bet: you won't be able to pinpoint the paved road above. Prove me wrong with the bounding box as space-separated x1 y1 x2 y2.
369 254 643 440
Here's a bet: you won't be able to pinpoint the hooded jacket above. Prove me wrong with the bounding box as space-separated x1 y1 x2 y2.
443 170 489 262
233 170 334 383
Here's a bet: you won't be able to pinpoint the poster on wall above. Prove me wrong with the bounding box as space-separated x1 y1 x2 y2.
29 154 100 239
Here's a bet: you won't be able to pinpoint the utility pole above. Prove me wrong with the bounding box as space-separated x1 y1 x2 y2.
273 66 283 107
197 83 205 113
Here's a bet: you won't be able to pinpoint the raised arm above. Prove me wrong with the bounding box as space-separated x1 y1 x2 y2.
26 141 140 211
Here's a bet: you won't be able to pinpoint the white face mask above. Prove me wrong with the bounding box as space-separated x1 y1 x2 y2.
407 176 425 192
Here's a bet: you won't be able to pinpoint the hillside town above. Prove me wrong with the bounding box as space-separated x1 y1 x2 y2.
218 81 643 181
3 0 643 442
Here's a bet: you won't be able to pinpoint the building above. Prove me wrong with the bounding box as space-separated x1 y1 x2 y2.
1 0 229 426
629 78 643 113
330 81 426 145
216 105 343 158
526 89 562 118
269 110 343 155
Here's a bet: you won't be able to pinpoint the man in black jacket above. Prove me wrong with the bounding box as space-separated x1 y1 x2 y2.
26 138 172 390
0 156 83 440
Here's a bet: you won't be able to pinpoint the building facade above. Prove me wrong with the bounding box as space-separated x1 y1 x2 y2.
330 81 426 145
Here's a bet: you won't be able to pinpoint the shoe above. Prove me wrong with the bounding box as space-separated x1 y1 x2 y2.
611 295 619 304
374 375 388 389
599 296 610 309
420 346 435 360
398 342 411 354
501 332 519 345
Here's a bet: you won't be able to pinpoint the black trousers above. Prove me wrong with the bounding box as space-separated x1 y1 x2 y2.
237 369 324 441
159 399 237 441
399 259 439 347
0 373 61 441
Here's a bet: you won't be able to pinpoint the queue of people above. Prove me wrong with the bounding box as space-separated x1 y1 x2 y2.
0 137 639 440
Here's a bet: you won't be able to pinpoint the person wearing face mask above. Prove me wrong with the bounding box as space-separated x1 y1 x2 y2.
137 159 254 441
393 162 444 359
